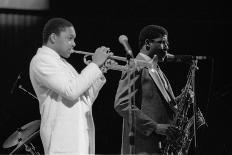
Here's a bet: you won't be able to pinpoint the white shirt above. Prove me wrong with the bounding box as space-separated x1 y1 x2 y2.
29 46 106 155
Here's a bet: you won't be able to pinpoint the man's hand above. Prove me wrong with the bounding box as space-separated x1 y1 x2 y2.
156 124 180 140
92 46 111 67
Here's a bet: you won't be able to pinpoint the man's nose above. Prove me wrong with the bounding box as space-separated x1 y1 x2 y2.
72 41 76 47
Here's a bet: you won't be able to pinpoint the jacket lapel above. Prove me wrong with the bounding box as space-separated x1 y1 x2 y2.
148 68 171 103
160 70 176 101
135 54 171 103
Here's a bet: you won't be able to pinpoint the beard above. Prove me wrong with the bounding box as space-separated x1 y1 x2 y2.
156 49 167 62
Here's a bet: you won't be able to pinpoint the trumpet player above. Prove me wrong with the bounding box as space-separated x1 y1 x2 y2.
29 17 110 155
114 25 186 155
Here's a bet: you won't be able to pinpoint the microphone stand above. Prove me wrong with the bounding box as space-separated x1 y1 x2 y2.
190 58 199 155
126 53 136 155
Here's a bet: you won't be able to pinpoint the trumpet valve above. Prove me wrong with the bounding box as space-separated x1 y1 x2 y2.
105 59 118 67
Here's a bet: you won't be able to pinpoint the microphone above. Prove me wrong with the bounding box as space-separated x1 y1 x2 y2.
166 53 207 62
118 35 134 58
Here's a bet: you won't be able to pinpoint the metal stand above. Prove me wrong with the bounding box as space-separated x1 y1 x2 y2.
126 54 136 155
24 143 40 155
18 85 38 101
190 59 199 155
10 72 21 94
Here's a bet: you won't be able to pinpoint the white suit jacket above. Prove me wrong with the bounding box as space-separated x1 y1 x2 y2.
29 46 106 155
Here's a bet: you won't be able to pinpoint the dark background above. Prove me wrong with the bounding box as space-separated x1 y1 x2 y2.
0 0 231 154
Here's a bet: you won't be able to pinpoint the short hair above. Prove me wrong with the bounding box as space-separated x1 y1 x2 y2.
138 25 168 50
42 17 73 44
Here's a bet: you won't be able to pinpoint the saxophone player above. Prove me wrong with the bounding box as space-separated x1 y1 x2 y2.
114 25 190 155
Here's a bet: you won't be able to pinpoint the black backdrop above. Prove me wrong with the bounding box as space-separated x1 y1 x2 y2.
0 1 231 154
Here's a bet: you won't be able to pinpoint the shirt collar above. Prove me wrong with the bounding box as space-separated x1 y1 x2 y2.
139 53 152 62
37 45 61 59
138 53 158 69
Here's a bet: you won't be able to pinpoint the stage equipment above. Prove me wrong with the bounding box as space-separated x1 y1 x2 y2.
3 120 41 155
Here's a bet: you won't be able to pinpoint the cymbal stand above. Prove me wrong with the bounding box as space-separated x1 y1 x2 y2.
25 143 40 155
18 85 38 101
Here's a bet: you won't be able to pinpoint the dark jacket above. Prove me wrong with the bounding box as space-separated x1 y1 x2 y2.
114 54 176 154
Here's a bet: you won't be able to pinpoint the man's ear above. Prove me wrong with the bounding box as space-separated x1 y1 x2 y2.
49 33 56 44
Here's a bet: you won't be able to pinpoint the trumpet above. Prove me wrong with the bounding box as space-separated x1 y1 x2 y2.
71 50 152 72
72 50 127 62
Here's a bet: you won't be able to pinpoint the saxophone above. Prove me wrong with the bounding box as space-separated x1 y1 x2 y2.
162 60 206 155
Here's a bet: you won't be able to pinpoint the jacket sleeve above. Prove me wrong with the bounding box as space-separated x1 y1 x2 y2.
30 54 103 102
86 75 106 104
114 69 158 136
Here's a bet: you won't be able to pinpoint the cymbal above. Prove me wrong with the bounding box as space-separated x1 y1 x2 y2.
9 130 40 155
2 120 41 148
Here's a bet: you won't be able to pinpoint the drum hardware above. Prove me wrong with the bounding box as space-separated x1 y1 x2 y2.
10 72 21 94
18 85 38 101
2 120 41 155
